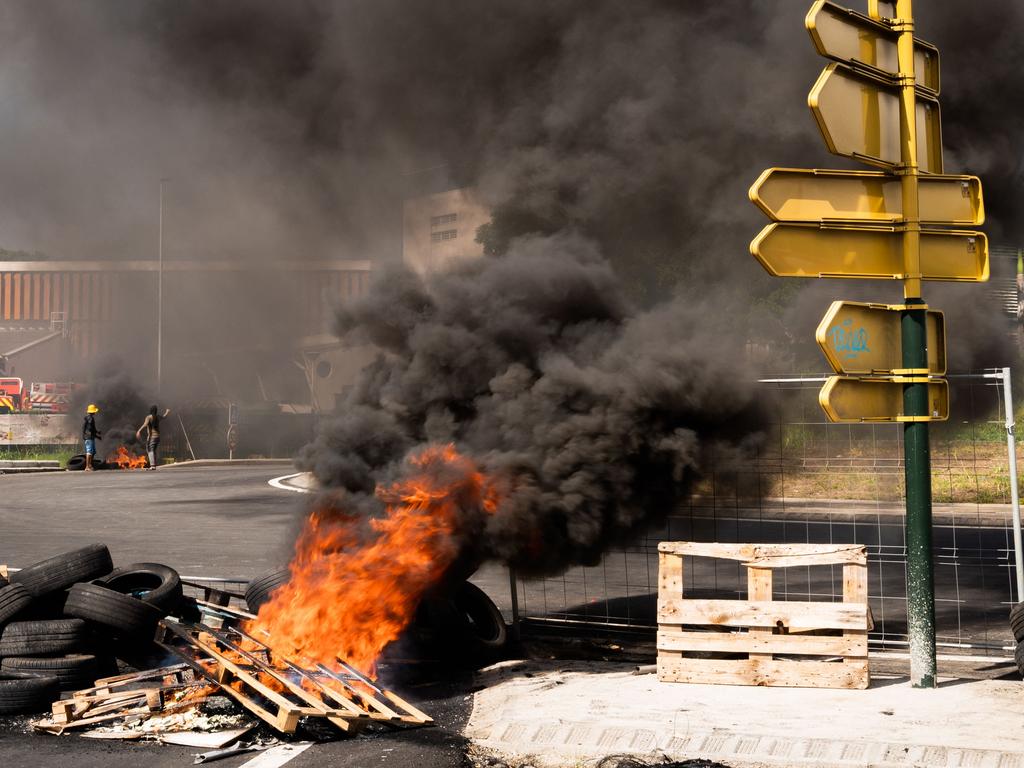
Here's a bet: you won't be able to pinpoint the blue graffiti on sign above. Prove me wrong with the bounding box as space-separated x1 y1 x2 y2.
829 318 869 360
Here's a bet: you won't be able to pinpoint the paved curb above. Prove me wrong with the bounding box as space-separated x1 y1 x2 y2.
161 458 295 469
0 466 64 475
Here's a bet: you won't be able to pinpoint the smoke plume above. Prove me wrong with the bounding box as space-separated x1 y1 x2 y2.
299 236 766 576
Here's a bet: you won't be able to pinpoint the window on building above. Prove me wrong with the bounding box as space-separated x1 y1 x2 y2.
430 229 458 243
430 213 457 227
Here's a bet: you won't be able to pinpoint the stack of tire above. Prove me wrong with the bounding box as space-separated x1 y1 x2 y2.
243 569 508 671
0 544 183 716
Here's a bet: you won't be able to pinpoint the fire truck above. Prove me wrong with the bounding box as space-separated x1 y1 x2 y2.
27 382 80 413
0 378 26 414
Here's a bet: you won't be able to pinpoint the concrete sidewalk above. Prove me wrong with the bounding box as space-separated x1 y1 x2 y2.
466 660 1024 768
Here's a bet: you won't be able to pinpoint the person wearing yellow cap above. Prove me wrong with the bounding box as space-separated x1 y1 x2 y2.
82 404 102 472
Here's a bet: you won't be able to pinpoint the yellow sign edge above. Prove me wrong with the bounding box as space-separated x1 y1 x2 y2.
748 168 984 227
805 0 941 96
818 376 949 423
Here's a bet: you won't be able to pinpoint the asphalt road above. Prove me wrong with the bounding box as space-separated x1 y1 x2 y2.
1 464 310 578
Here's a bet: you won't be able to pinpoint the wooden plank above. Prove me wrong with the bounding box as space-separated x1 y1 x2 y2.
842 563 870 664
657 656 869 689
658 552 684 601
657 542 866 566
656 628 867 657
658 598 868 631
746 568 773 662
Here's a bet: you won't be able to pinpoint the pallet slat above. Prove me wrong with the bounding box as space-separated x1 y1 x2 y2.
657 542 866 566
657 656 869 689
656 628 867 657
657 597 868 631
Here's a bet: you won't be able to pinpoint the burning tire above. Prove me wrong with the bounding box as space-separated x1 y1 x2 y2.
1010 602 1024 643
244 570 290 613
10 544 113 598
64 583 164 639
96 563 183 613
0 584 33 629
450 582 508 662
0 619 88 657
1 654 99 691
0 671 60 714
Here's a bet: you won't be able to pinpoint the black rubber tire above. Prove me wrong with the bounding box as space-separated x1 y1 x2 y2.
0 584 33 628
1 654 98 691
0 670 60 714
1016 641 1024 678
66 454 86 471
10 544 113 598
1010 602 1024 644
450 581 508 655
64 583 164 639
96 563 182 613
0 619 88 657
0 572 7 587
244 570 290 613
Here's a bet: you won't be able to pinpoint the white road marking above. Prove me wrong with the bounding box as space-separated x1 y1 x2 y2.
237 742 314 768
268 472 311 494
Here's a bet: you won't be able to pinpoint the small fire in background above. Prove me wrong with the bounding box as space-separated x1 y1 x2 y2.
251 444 499 677
110 445 147 470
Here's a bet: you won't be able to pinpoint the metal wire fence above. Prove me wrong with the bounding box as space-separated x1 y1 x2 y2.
514 369 1022 654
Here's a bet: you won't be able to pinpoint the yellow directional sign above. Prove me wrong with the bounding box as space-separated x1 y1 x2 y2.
819 376 949 423
816 301 946 375
751 224 988 281
806 0 940 93
809 63 943 173
749 168 983 226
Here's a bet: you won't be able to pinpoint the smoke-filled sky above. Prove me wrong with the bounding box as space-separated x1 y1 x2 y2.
0 1 1019 276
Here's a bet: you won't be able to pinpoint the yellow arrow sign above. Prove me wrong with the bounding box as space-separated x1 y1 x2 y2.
749 168 983 226
751 223 988 281
809 63 943 173
806 0 940 93
816 301 946 375
819 376 949 423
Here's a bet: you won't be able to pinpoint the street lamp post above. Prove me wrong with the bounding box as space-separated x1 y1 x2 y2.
157 178 167 395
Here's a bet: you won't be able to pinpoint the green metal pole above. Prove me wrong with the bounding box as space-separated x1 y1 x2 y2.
895 0 936 688
902 302 936 688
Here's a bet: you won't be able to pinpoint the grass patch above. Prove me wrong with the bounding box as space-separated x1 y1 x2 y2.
0 445 78 465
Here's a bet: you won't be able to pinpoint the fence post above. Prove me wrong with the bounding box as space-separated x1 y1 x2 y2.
1002 367 1024 603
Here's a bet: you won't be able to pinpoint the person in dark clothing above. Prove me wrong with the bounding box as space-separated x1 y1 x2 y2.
136 405 170 470
82 404 102 471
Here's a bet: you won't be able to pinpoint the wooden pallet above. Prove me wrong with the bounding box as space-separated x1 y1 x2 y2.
156 619 432 735
37 664 210 733
657 542 870 689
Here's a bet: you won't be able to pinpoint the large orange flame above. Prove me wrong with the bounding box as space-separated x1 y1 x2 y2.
250 444 498 677
110 444 147 469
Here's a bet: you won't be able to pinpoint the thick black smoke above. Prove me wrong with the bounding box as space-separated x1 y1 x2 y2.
298 236 766 576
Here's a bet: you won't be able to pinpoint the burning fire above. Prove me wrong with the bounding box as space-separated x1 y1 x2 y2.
251 444 499 677
110 444 147 469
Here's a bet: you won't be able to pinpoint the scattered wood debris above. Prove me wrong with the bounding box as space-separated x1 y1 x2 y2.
30 600 433 740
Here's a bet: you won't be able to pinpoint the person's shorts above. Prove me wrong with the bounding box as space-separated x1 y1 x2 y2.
84 439 96 456
147 437 160 450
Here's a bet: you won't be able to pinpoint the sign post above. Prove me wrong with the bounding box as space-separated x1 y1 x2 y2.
750 0 988 688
